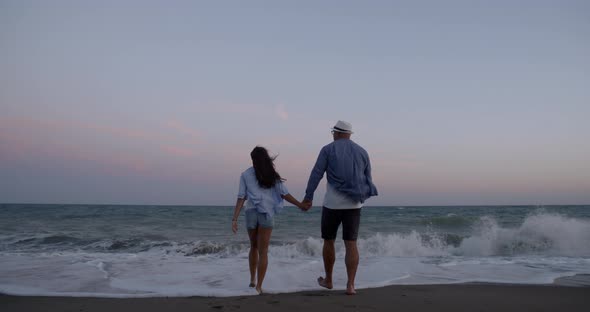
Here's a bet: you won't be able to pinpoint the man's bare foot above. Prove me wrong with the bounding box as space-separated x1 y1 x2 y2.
249 282 255 288
346 284 356 295
317 277 333 289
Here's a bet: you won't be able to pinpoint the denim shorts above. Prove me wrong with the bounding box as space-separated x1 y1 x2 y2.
245 209 274 230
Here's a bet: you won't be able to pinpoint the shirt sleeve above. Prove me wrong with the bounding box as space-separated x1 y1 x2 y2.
277 181 289 196
304 146 328 201
364 152 378 197
237 173 248 199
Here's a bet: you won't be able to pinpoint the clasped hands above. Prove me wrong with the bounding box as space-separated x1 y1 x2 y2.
299 199 313 212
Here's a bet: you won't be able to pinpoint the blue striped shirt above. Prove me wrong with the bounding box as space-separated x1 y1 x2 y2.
305 139 378 203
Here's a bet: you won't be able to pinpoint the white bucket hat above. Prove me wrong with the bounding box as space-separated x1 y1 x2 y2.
331 120 354 134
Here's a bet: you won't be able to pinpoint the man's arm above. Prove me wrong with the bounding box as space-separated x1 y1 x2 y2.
365 155 373 182
304 147 328 202
364 153 378 196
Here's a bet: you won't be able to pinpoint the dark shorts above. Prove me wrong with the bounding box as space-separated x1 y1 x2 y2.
321 206 361 241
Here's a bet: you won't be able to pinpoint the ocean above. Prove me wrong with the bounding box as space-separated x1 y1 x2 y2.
1 204 589 297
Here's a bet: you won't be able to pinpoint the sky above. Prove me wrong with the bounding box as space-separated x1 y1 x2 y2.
1 0 589 206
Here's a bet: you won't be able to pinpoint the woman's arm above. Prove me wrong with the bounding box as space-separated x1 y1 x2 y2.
232 198 246 234
281 193 306 210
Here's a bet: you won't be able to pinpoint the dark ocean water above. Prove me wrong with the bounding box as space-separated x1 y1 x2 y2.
1 204 589 297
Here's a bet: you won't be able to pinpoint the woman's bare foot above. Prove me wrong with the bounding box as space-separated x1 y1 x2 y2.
346 283 356 295
255 287 263 295
249 282 255 288
317 277 333 289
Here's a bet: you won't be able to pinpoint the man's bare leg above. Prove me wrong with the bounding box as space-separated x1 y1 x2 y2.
344 240 359 295
318 239 335 289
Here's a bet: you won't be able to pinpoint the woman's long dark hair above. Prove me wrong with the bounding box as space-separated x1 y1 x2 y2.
251 146 284 188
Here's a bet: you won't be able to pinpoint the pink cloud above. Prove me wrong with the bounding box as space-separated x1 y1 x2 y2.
44 142 148 174
0 115 205 153
83 124 152 141
163 119 202 141
0 116 155 141
1 134 149 176
161 145 197 158
275 104 289 121
0 115 323 186
194 101 293 121
0 116 173 175
196 101 266 115
0 134 28 161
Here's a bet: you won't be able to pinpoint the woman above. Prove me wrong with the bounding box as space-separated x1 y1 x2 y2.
231 146 306 294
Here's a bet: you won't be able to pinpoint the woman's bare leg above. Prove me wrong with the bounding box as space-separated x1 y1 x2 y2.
255 226 272 294
247 228 258 287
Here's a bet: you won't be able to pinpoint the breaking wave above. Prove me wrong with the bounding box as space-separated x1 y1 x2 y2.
3 213 589 258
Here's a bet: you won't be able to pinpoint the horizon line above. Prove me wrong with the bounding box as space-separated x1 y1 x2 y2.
1 202 588 208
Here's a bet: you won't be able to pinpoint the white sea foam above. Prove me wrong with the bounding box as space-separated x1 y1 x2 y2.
455 213 590 257
1 213 589 297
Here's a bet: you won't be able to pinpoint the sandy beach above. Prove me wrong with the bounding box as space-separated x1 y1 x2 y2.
2 283 588 312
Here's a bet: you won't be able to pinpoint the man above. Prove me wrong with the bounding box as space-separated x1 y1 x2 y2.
302 120 378 295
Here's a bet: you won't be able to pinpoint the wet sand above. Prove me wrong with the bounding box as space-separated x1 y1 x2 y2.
1 284 589 312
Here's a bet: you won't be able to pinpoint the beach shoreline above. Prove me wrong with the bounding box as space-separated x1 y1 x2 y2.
2 283 588 312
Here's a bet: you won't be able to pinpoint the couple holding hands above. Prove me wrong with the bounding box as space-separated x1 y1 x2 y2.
231 120 378 295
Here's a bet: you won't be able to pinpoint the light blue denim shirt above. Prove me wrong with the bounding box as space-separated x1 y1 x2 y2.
305 139 378 203
237 167 289 217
